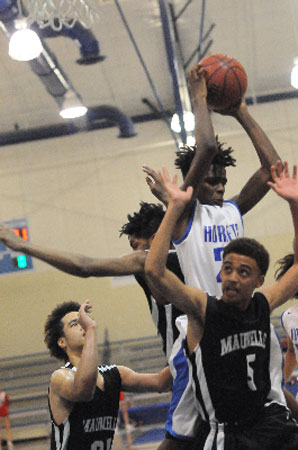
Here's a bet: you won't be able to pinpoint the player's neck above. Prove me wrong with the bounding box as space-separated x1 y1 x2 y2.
67 350 82 368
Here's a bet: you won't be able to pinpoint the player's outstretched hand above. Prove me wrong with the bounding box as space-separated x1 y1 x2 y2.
213 97 246 117
78 299 96 331
0 225 23 250
158 167 193 211
142 164 169 205
268 160 298 202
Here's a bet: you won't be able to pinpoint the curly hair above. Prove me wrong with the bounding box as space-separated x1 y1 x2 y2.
223 237 270 276
274 253 298 299
119 201 165 239
175 136 236 179
44 301 80 362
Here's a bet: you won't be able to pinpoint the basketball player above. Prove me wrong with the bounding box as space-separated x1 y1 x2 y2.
143 64 285 440
143 65 281 297
46 298 172 450
275 253 298 382
0 388 14 450
144 160 298 450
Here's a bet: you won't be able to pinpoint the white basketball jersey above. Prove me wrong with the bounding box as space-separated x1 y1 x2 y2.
166 315 200 438
281 304 298 362
173 200 244 297
268 324 286 405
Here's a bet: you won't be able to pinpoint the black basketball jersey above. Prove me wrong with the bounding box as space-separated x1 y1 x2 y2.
49 363 121 450
134 249 185 361
188 293 271 424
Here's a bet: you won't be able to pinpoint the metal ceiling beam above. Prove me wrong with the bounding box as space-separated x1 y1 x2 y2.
158 0 192 145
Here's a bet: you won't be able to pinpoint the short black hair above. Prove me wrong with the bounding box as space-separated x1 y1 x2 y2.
223 237 270 276
119 201 165 239
175 136 236 179
44 301 80 362
274 253 298 299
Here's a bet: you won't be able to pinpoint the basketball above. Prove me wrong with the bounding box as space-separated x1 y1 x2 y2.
198 54 248 111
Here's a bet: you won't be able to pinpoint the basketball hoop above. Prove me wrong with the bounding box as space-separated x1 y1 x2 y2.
24 0 100 31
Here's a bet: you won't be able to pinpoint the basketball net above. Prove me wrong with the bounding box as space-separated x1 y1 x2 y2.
24 0 100 31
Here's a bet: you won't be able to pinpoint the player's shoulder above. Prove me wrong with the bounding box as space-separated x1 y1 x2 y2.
49 368 75 395
51 361 76 380
282 304 298 319
98 364 117 374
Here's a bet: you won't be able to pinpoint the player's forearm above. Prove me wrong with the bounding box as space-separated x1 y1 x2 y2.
74 326 98 400
13 242 95 277
8 242 145 277
120 366 172 394
284 350 298 382
136 367 172 393
182 96 217 191
289 200 298 263
235 106 281 171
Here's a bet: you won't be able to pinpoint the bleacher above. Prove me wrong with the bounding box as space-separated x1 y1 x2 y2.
0 335 168 448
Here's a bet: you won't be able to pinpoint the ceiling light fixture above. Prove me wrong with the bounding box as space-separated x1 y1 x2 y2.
59 92 88 119
171 111 194 133
291 57 298 89
9 18 43 61
8 0 43 62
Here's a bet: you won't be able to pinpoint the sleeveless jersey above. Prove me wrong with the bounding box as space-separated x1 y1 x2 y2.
49 363 121 450
166 315 200 439
135 250 199 440
134 249 185 362
188 293 271 424
268 324 286 404
173 200 244 298
281 304 298 362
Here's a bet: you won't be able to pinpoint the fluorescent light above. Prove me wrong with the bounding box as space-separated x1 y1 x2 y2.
186 135 195 147
291 57 298 89
60 106 88 119
171 111 194 133
59 92 88 119
9 20 42 61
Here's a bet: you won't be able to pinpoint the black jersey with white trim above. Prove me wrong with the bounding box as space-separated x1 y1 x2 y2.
134 250 185 361
49 363 121 450
188 292 271 425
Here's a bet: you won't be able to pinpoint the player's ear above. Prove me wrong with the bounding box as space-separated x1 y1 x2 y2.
148 234 156 246
57 337 66 350
256 274 265 288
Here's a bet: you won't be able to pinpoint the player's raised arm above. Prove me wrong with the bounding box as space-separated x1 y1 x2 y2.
143 65 218 238
0 224 146 277
226 99 281 215
179 65 218 197
145 167 207 319
260 161 298 310
50 300 98 403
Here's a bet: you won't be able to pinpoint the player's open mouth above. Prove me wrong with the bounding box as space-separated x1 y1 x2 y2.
226 287 238 294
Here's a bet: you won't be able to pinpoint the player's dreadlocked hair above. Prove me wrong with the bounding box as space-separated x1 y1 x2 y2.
175 136 236 179
120 201 165 239
44 301 81 362
274 253 298 299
